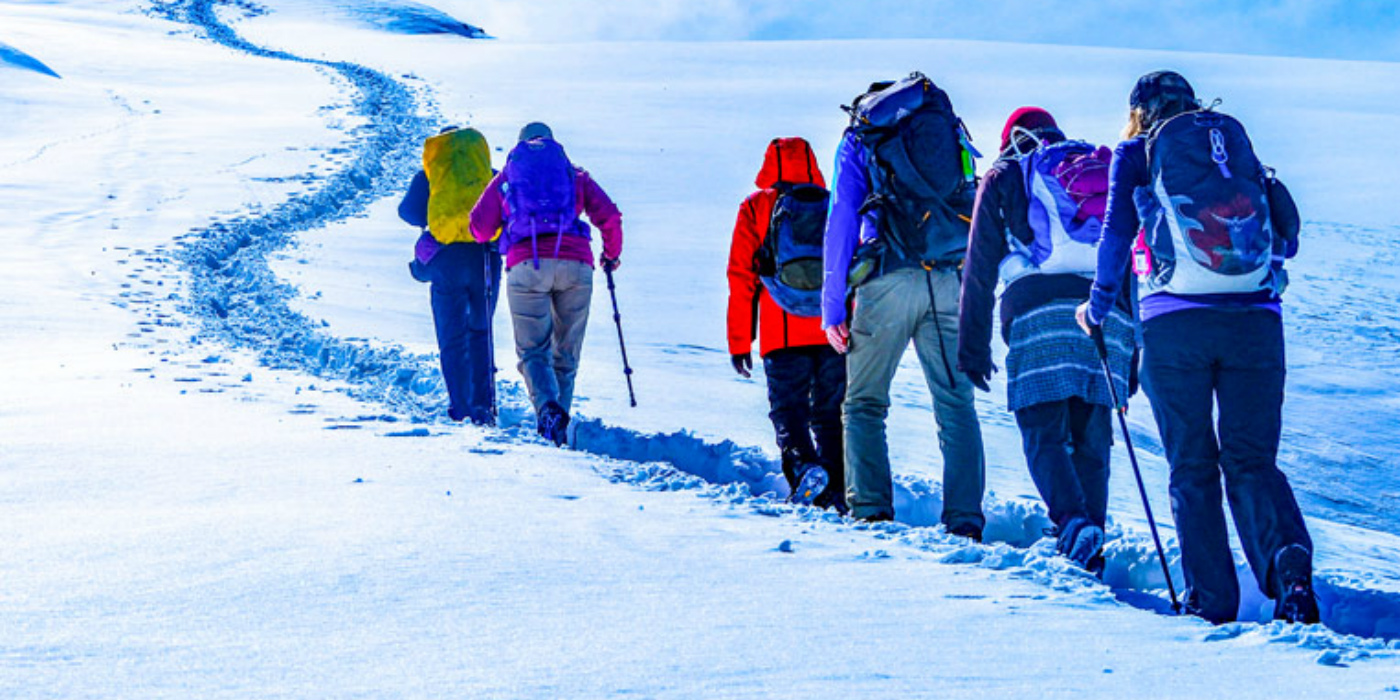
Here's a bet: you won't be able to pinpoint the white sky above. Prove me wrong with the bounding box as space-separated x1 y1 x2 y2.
442 0 1400 62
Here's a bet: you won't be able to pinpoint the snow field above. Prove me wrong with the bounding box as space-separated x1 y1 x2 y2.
3 1 1400 696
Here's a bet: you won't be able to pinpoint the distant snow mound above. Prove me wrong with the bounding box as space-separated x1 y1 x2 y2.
0 40 61 79
340 1 491 39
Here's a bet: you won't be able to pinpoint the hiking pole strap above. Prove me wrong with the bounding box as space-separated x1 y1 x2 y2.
923 269 957 388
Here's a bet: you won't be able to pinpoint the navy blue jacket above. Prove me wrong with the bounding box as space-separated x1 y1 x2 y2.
959 139 1131 377
398 170 430 228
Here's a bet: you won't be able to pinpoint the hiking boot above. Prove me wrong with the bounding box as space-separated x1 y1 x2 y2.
813 488 849 516
858 512 895 523
787 464 829 507
1056 517 1105 574
535 400 571 447
948 522 983 543
1272 544 1320 624
1085 552 1107 579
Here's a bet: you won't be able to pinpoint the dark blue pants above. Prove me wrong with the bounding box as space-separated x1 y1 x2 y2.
1141 307 1312 623
764 345 846 503
1015 397 1111 530
426 242 502 423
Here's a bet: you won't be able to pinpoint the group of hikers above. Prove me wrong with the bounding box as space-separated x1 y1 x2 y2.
398 70 1320 627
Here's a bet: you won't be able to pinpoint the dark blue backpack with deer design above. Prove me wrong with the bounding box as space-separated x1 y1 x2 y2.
1138 110 1283 296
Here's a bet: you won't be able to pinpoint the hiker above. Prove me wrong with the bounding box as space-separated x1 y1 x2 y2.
727 137 846 511
470 122 623 445
822 73 987 537
1076 71 1317 624
398 126 502 426
958 107 1134 573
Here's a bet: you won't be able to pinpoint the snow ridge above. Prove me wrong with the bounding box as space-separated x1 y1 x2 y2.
141 0 1400 656
338 0 492 39
0 39 62 78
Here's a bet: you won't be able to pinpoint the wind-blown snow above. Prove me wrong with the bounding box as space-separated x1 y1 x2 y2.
339 0 490 39
0 39 61 78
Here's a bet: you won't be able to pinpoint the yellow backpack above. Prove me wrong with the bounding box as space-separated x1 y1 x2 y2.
423 127 494 244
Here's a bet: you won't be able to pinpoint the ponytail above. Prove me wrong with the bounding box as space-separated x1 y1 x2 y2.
1122 107 1147 140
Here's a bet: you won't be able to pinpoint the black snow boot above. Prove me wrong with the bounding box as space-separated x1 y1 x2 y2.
536 400 571 447
1055 517 1106 577
1272 543 1320 625
948 522 983 543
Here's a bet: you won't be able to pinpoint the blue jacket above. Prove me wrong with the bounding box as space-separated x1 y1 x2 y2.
398 170 430 228
1086 140 1141 324
820 131 878 328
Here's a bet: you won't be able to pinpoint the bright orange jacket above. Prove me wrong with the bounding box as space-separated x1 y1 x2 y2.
726 137 830 358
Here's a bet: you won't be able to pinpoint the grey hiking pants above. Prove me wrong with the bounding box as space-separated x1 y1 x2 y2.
506 258 593 415
845 266 986 528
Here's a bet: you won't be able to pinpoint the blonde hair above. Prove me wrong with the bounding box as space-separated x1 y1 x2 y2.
1122 107 1148 140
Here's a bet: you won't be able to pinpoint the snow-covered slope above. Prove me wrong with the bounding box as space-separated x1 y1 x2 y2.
2 1 1398 696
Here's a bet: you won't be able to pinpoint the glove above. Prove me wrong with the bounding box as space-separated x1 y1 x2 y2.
731 353 752 378
601 257 621 272
964 369 992 393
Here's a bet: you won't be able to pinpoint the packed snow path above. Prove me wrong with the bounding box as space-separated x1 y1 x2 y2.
136 0 1400 657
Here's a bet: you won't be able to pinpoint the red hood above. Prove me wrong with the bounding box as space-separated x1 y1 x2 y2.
754 137 826 190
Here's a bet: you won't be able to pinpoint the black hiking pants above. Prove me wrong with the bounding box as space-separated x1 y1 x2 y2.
1141 307 1312 624
427 242 502 424
764 345 847 506
1015 397 1111 531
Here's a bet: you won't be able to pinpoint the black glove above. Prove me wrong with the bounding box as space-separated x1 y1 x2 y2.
601 257 620 272
963 369 991 393
731 353 753 378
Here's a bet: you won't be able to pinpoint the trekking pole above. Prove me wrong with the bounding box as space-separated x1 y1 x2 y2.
1091 325 1182 614
485 249 498 419
603 264 637 407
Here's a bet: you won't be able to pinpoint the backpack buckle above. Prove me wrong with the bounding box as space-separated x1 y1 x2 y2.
921 259 963 272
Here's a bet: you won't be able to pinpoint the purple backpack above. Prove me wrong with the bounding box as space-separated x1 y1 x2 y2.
1000 140 1108 284
500 138 588 266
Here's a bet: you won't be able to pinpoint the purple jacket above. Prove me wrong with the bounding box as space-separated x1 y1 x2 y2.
820 131 879 328
470 167 623 270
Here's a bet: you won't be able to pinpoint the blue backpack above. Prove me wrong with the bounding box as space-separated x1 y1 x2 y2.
500 138 589 266
1138 110 1281 296
1001 139 1109 285
756 183 829 318
846 72 978 269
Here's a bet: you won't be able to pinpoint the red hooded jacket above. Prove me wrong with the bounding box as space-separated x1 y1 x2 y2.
726 138 830 357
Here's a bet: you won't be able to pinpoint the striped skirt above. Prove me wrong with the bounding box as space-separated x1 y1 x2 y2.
1005 300 1135 412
